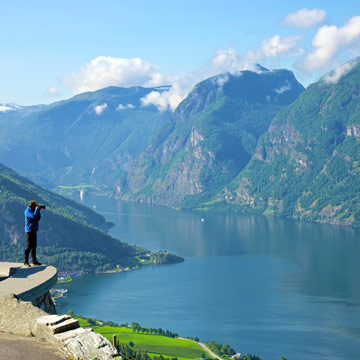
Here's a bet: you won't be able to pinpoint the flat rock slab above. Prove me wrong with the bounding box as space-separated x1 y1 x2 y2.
49 318 79 334
37 314 71 326
0 263 58 302
54 327 92 341
0 262 20 278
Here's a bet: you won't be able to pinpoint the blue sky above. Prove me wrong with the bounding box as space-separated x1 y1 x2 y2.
1 1 360 108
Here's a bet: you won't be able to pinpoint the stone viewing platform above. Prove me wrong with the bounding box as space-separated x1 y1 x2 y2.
0 262 58 313
0 262 119 359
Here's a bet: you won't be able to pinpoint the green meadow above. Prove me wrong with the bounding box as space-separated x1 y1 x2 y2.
77 319 213 360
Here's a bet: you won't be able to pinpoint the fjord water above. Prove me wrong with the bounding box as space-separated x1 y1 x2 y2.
56 196 360 360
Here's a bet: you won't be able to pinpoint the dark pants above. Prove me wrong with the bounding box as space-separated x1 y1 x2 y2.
25 232 37 263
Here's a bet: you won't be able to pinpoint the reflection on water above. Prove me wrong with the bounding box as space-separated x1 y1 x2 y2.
57 195 360 360
90 197 360 301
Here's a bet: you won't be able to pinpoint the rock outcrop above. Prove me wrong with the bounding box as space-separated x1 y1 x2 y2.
0 294 119 360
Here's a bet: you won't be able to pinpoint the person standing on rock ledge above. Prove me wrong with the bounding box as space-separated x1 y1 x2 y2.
24 200 43 267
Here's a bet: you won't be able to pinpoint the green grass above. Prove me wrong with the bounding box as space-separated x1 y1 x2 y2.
77 318 92 327
90 325 212 359
147 353 201 360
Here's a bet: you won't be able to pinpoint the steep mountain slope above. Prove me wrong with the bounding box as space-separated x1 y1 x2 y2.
220 59 360 226
0 86 171 189
118 68 304 208
0 162 143 271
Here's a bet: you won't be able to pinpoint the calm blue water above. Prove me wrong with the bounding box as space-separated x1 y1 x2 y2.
56 196 360 360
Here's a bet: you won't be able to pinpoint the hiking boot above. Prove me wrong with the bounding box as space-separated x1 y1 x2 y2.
32 261 42 266
24 262 31 267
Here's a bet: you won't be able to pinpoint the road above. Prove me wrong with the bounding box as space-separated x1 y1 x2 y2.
178 337 223 360
198 341 224 360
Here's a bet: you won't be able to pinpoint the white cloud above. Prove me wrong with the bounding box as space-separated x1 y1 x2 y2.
274 80 292 94
94 103 107 115
216 73 231 87
211 49 242 73
211 48 264 74
63 56 164 94
48 86 60 97
0 105 12 112
0 104 22 112
323 59 359 84
282 8 326 29
260 34 304 57
63 34 302 112
117 103 135 110
142 35 303 111
301 16 360 72
141 86 184 112
241 35 303 71
141 64 237 111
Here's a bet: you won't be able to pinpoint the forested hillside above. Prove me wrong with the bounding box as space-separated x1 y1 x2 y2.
219 59 360 226
0 86 171 190
118 68 304 208
0 163 164 271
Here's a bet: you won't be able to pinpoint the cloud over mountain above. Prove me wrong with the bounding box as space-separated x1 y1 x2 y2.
142 35 303 111
117 103 135 110
282 8 326 29
260 34 303 57
301 16 360 72
61 31 304 112
323 59 359 84
63 56 167 94
94 103 107 115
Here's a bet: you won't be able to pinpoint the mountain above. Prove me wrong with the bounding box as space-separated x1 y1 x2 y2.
0 86 171 190
0 162 183 271
117 68 304 208
218 59 360 226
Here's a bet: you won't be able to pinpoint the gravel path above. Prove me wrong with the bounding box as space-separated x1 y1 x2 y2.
198 342 223 360
0 332 66 360
178 336 223 360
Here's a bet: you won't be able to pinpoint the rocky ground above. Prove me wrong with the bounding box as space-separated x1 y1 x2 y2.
0 332 66 360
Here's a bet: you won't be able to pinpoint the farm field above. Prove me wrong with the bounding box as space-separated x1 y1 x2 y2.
77 318 213 360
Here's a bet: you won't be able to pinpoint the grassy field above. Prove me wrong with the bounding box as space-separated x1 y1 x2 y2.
77 319 212 360
147 353 203 360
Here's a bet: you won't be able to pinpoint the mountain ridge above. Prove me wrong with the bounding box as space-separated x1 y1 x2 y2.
5 61 360 227
0 85 172 190
117 68 305 208
215 58 360 226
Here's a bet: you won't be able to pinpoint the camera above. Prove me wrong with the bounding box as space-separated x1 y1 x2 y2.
38 205 46 209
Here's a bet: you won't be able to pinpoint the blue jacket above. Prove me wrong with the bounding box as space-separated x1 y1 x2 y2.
25 206 41 232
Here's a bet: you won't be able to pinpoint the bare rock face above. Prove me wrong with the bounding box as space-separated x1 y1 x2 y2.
62 331 118 360
35 313 119 360
0 294 45 336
